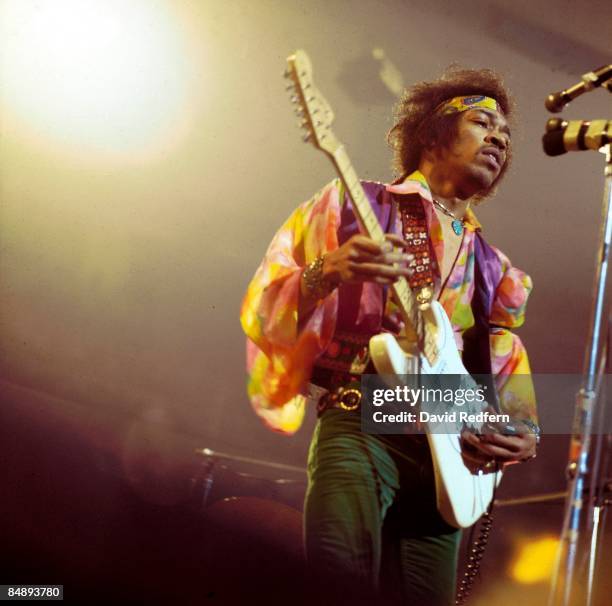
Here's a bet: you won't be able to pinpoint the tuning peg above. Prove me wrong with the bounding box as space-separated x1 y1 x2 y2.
294 108 305 117
290 95 299 104
302 133 312 142
285 82 295 91
283 69 291 78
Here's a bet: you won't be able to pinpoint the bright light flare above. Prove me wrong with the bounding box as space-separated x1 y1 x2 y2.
0 0 196 159
510 535 560 585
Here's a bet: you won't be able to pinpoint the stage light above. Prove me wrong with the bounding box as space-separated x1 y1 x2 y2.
0 0 195 159
509 535 560 584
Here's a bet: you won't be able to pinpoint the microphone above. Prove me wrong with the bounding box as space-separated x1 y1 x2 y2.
545 65 612 113
542 118 611 156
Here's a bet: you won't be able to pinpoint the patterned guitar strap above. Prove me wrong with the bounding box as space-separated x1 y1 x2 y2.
395 194 436 350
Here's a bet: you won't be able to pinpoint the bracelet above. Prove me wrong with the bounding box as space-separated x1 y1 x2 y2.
302 255 336 300
521 419 541 446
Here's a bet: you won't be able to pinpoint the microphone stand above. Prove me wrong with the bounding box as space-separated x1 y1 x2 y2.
548 143 612 606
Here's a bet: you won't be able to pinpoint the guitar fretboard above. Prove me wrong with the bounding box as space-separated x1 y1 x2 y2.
332 146 421 340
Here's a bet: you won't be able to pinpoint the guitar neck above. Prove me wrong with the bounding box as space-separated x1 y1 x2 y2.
333 146 385 241
331 146 421 337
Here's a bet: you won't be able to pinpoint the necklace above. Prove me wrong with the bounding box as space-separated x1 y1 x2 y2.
432 198 465 236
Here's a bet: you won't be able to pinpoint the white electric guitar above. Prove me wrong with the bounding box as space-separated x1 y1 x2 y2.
285 49 502 529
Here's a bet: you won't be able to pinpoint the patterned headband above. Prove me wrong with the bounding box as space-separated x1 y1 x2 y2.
435 95 502 115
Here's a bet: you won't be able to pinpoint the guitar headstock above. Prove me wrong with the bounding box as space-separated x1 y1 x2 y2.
285 49 340 156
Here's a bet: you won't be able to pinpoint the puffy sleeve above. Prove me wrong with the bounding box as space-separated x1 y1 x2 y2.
488 248 538 423
240 181 343 434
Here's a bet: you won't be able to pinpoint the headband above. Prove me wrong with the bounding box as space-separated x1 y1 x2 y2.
435 95 501 115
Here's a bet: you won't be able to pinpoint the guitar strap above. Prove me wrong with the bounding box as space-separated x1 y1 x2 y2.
397 194 436 290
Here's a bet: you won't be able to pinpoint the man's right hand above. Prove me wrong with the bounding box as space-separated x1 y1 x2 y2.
322 234 413 286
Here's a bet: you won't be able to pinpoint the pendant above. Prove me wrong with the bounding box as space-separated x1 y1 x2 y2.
452 219 464 235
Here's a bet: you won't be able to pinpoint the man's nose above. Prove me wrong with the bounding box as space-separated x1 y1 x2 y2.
487 131 507 152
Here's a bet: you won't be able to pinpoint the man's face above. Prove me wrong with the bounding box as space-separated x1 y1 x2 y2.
436 107 511 196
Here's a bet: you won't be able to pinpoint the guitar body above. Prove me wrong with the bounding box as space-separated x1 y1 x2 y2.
369 302 502 529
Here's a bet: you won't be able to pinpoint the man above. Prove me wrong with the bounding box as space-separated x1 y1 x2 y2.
241 68 538 605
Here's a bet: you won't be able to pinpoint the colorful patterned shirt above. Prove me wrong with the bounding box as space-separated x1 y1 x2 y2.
240 171 536 434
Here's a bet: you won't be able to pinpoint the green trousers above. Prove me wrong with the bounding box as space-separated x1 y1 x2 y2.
304 409 461 606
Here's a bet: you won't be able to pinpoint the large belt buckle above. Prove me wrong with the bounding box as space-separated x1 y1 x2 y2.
338 387 362 411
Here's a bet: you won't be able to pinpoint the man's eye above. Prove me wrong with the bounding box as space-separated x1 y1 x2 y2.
474 120 487 127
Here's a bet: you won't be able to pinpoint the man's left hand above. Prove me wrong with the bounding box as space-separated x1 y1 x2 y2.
461 429 537 469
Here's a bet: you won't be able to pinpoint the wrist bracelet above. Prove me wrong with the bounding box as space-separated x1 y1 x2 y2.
521 419 541 445
302 255 336 300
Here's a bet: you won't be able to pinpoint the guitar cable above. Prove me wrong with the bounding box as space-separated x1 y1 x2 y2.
455 466 499 606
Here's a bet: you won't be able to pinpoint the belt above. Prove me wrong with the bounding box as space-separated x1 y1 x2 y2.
314 384 430 451
311 366 365 416
316 385 363 415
